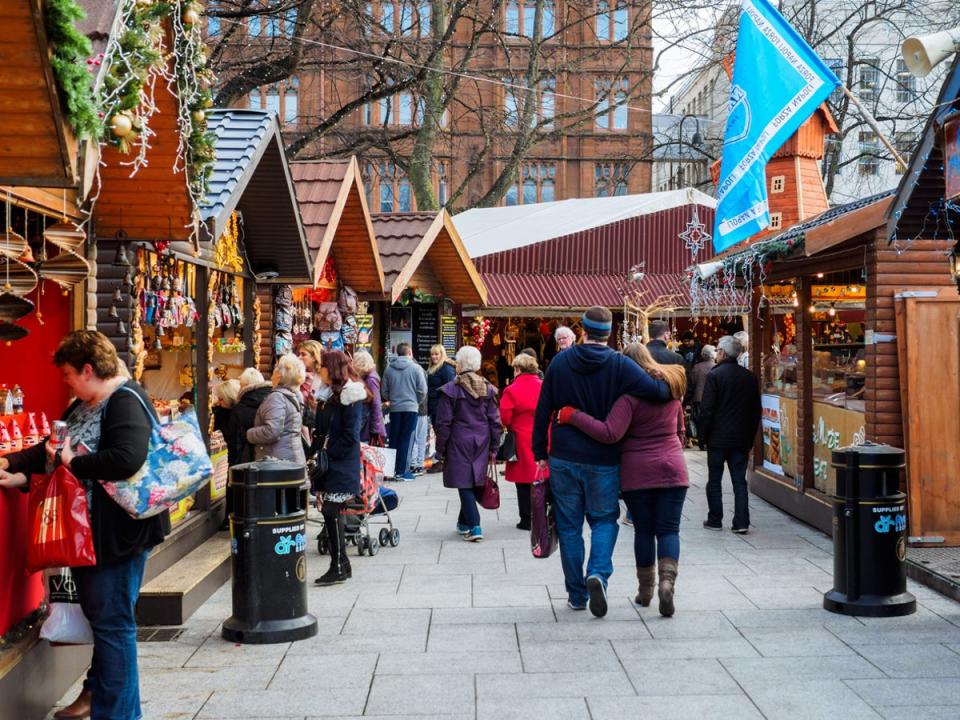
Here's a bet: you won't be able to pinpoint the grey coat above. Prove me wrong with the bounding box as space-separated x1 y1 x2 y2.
381 355 427 413
246 386 305 464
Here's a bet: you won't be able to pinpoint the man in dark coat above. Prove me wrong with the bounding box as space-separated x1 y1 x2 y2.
698 335 761 534
647 320 684 366
533 306 670 617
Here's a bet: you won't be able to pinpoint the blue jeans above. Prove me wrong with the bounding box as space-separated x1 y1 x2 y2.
407 415 429 468
388 411 418 476
706 447 750 529
621 487 687 566
73 550 149 720
457 487 480 528
548 458 620 606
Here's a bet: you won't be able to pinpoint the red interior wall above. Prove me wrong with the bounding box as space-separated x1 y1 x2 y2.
0 281 72 635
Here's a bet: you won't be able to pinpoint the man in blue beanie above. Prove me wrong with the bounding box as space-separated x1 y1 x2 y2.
532 306 670 617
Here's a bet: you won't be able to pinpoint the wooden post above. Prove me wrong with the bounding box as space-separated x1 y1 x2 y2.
750 285 764 467
796 276 815 491
243 278 256 369
196 265 211 446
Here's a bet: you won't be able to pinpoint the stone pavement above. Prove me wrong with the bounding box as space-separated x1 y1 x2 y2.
50 451 960 720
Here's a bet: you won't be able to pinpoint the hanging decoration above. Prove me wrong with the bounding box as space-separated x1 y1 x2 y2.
467 317 491 348
45 0 99 138
213 212 244 274
1 195 39 299
679 205 711 260
39 222 91 290
92 0 216 204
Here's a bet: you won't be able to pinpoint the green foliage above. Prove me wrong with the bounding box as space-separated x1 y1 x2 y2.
45 0 100 137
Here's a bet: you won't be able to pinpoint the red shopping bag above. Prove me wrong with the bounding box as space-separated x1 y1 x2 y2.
478 463 501 510
27 466 96 574
530 469 558 559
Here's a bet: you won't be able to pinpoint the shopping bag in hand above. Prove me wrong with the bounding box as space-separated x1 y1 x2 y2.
530 470 558 559
27 465 97 573
39 568 93 645
478 463 501 510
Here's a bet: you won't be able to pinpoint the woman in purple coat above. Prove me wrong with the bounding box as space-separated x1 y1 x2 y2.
434 345 501 542
557 342 688 618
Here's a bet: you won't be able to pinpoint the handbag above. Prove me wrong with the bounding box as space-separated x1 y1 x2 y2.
100 386 213 519
496 430 518 463
309 445 329 491
40 568 94 645
27 466 97 573
478 463 501 510
530 470 558 559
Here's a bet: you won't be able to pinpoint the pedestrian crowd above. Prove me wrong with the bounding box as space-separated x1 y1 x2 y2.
0 312 761 719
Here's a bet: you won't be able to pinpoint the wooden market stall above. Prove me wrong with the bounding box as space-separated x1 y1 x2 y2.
694 193 953 534
371 209 487 367
885 55 960 546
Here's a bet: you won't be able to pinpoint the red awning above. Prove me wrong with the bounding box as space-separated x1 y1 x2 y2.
481 273 690 309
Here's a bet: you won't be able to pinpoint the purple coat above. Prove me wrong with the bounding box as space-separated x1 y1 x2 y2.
434 381 501 489
566 395 688 492
360 371 386 442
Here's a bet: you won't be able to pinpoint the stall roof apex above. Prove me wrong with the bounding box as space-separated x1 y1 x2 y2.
453 187 717 259
198 109 311 283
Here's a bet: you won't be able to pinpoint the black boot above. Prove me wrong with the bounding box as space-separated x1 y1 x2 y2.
316 513 351 585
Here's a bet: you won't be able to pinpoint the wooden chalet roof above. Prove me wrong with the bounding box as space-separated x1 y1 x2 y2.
0 0 80 187
199 110 311 284
291 157 384 294
371 210 487 306
887 56 960 241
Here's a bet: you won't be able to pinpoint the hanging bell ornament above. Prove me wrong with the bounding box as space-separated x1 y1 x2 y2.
108 304 119 319
114 242 131 267
122 269 134 291
153 334 162 351
157 324 165 337
113 286 123 302
118 319 127 335
110 113 134 138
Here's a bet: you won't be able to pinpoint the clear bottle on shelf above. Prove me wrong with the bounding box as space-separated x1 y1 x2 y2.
12 385 23 414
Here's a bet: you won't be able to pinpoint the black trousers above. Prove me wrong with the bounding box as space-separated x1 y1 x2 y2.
516 483 532 522
322 501 349 569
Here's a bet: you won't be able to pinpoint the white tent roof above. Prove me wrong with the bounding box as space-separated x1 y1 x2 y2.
453 187 716 259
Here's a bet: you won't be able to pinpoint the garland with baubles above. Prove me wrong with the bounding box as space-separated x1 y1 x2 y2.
45 0 100 138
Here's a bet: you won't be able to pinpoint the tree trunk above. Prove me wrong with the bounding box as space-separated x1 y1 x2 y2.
408 0 447 212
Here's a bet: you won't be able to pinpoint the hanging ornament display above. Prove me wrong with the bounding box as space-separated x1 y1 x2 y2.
213 212 244 274
679 205 711 260
467 317 491 348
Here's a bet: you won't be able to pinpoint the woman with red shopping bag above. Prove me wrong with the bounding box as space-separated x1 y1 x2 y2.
0 331 168 720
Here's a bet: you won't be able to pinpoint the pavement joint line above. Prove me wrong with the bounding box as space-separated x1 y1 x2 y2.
189 690 213 720
360 653 378 717
716 657 771 720
425 608 433 652
583 695 595 720
610 633 641 697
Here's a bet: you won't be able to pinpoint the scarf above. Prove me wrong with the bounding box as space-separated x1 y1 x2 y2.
455 371 489 400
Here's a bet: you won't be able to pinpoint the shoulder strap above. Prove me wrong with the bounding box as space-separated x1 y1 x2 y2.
111 384 159 428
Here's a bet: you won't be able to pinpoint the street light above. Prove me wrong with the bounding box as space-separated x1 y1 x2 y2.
678 114 704 188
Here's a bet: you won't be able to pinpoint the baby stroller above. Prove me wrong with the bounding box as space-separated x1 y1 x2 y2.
314 444 400 557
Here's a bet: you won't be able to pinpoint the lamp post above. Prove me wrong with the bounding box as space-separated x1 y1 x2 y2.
678 114 704 189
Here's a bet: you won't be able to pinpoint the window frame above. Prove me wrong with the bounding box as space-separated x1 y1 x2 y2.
505 0 554 39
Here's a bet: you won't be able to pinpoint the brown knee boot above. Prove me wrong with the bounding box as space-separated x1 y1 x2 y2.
634 566 656 607
658 558 678 618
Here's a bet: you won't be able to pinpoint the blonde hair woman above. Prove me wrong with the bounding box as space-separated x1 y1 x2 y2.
556 341 689 618
426 344 456 470
246 354 307 463
352 350 385 443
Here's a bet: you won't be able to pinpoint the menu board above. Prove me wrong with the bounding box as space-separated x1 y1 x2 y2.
761 394 783 475
414 305 439 365
441 316 458 355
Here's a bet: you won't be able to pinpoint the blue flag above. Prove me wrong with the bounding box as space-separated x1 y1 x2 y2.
713 0 841 252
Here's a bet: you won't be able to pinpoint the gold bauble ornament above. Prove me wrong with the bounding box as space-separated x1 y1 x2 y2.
110 113 134 137
135 0 152 7
183 8 200 24
191 110 205 123
203 97 213 108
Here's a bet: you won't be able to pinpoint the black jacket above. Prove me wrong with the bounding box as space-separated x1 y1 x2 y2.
427 362 456 420
698 358 761 449
227 383 272 465
8 380 169 566
647 339 685 366
312 380 365 497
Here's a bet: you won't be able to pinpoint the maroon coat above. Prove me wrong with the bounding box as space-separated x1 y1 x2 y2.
500 372 544 484
566 395 688 492
435 381 501 489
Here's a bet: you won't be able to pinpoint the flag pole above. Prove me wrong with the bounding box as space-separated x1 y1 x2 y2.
840 85 908 168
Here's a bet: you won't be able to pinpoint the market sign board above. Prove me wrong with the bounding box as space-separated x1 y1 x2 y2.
946 116 960 201
761 394 783 475
812 402 865 496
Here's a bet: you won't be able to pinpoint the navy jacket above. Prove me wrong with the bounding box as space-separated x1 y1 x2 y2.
312 380 366 496
647 339 685 366
427 362 456 420
699 358 761 449
532 343 670 466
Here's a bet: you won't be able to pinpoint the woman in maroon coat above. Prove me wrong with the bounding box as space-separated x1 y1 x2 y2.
557 342 688 618
500 352 545 530
434 346 501 542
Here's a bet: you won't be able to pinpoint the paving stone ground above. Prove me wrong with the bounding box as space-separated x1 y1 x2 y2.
49 451 960 719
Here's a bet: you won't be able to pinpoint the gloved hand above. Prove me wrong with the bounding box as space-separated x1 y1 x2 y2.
556 406 578 425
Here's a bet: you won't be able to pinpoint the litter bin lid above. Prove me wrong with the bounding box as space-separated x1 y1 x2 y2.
831 441 905 468
228 458 306 486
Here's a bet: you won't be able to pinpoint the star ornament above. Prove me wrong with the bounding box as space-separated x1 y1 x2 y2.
680 207 711 259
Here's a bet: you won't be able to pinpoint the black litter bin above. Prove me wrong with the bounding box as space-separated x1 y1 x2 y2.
222 459 318 643
823 442 916 617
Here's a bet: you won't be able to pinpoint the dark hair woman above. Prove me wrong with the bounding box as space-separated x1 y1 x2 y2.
312 350 367 586
0 330 168 720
